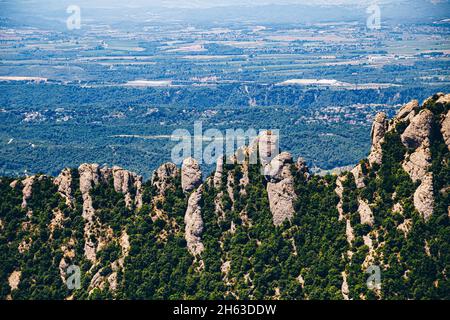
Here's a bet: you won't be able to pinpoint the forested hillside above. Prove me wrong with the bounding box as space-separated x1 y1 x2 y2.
0 93 449 300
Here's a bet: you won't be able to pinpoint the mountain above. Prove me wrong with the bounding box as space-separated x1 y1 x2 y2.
0 93 449 300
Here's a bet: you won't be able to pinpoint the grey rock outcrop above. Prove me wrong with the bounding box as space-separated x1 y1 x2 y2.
441 109 450 151
264 152 293 182
249 130 279 166
265 152 297 226
341 271 350 300
414 173 434 221
368 112 388 165
79 163 100 197
397 218 413 237
181 157 202 193
213 157 224 189
335 175 346 221
401 109 434 149
8 270 21 292
111 166 143 209
184 186 204 256
402 140 431 183
78 163 100 262
351 164 365 189
436 93 450 105
54 168 73 207
20 176 35 208
358 199 374 226
397 100 418 122
346 219 355 245
396 105 437 220
152 162 180 196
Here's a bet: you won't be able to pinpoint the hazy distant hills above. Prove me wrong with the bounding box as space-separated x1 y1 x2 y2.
1 0 449 28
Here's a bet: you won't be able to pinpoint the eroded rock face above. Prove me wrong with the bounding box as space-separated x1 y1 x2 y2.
441 109 450 151
213 157 224 189
414 173 434 221
239 161 250 195
267 181 297 226
397 219 413 237
87 229 130 293
49 208 65 237
79 164 100 198
8 270 21 291
78 163 100 262
393 202 404 215
358 199 374 226
397 100 418 122
402 140 431 183
351 164 365 189
436 93 450 105
111 166 143 209
264 152 292 182
341 272 349 300
73 163 142 263
21 176 35 208
54 168 73 207
184 186 204 256
249 130 279 166
58 238 76 283
335 175 346 221
401 109 434 149
346 219 355 245
152 162 179 196
265 152 297 226
181 157 202 193
368 112 388 165
372 112 388 146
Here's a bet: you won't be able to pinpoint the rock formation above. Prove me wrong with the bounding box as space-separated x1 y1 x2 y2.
2 92 448 300
351 164 365 189
8 270 21 292
248 130 279 166
368 112 388 165
387 99 418 138
184 186 204 256
397 218 413 237
111 166 143 209
152 162 180 196
335 176 346 221
78 163 101 262
401 109 433 149
213 157 224 189
358 199 374 226
181 157 202 193
396 103 439 219
441 109 450 151
20 176 35 208
402 140 431 183
54 168 73 207
265 152 297 226
414 173 434 221
399 100 419 119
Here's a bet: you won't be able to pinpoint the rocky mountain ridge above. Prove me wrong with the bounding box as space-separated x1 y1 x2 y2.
1 93 448 300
